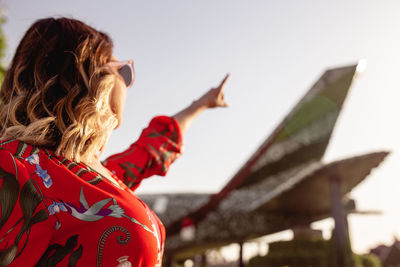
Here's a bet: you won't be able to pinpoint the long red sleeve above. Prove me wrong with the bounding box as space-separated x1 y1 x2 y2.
102 115 183 191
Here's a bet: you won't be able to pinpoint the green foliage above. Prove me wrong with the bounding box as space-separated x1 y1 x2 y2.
354 254 382 267
0 9 6 84
247 237 383 267
248 238 331 267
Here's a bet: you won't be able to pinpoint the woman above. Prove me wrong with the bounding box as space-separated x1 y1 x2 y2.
0 17 229 266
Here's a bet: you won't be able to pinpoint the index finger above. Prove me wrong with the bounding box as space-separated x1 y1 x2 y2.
217 73 230 92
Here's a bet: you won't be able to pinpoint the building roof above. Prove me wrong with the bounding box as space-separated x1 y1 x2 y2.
140 152 388 255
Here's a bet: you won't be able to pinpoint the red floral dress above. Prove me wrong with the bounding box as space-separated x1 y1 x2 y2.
0 115 183 267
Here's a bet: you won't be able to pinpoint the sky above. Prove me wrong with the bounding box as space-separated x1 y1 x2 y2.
2 0 400 256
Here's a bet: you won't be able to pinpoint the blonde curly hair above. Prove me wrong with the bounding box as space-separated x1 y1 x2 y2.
0 17 118 162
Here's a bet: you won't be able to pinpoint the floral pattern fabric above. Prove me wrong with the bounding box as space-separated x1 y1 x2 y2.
0 115 182 267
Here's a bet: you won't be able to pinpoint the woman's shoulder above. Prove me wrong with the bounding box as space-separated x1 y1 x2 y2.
0 139 38 178
0 139 102 190
0 139 62 192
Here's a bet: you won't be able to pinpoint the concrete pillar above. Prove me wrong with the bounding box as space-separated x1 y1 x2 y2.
329 169 354 267
238 242 244 267
163 256 173 267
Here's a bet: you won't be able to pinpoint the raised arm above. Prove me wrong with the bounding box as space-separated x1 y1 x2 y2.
102 116 183 191
103 73 230 191
173 73 230 133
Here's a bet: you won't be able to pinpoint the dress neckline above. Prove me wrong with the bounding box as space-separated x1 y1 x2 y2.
51 151 127 191
83 162 125 189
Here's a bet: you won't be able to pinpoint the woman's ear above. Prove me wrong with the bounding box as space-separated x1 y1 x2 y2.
108 78 127 130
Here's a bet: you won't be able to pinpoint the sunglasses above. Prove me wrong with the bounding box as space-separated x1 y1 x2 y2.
107 60 135 87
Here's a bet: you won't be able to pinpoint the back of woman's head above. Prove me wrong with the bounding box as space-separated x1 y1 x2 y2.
0 17 118 162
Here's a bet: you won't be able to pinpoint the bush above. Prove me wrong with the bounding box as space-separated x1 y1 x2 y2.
247 238 383 267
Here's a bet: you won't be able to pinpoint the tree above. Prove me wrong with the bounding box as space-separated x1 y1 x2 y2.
0 7 7 83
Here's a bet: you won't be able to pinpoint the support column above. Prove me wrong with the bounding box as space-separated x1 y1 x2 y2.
194 253 206 267
329 169 354 267
163 256 173 267
201 252 207 267
238 241 244 267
